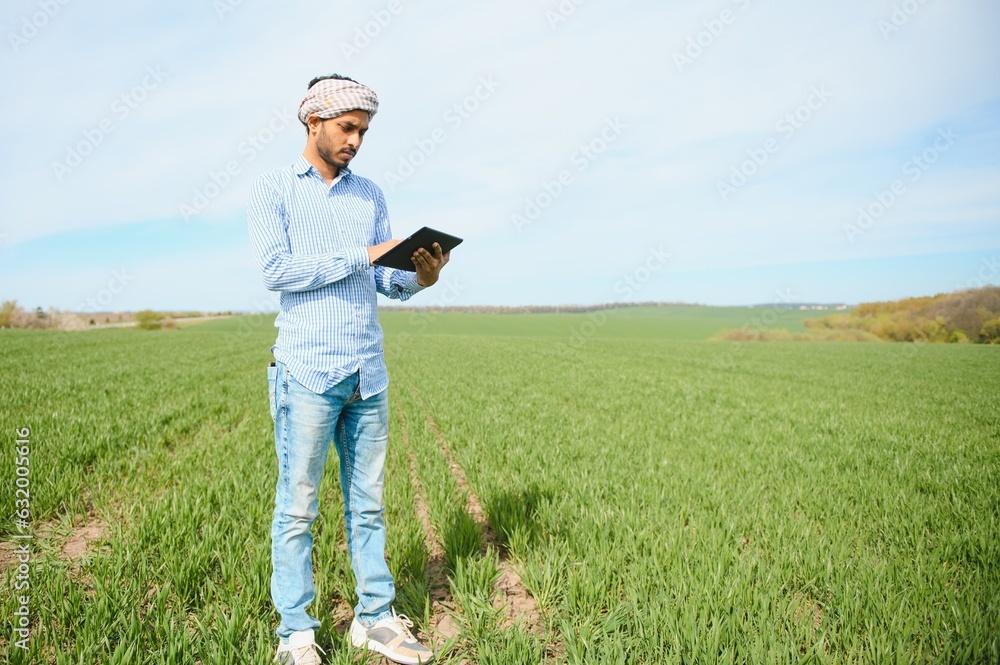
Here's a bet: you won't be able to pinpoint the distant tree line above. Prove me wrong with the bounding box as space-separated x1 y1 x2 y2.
0 301 218 330
805 287 1000 343
386 301 693 314
0 301 87 330
718 287 1000 343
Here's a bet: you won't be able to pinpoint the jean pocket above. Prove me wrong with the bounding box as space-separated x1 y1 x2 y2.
267 362 277 421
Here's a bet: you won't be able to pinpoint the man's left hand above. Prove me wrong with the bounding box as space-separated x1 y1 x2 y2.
413 242 450 287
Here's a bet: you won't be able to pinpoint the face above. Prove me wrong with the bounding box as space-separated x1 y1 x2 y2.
311 109 370 171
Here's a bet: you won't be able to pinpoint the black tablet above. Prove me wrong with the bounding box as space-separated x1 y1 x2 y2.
372 226 463 272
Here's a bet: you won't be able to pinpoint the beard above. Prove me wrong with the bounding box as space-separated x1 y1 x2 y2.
316 124 355 171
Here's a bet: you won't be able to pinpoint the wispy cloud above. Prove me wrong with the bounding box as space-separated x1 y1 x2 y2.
1 0 998 307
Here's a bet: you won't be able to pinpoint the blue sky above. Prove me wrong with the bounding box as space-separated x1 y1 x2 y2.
1 0 998 311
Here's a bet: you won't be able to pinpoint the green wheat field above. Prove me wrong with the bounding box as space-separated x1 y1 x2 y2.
1 306 998 664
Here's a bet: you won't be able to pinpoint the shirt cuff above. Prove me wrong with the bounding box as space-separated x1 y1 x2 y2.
348 245 371 273
316 246 369 285
394 271 426 301
334 247 371 275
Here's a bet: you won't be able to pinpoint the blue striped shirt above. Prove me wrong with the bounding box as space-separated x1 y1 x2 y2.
247 155 424 398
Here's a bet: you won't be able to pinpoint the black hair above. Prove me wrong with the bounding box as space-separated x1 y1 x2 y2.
307 74 360 89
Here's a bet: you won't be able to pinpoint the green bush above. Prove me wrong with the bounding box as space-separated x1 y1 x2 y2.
0 300 16 328
981 316 1000 344
134 309 163 330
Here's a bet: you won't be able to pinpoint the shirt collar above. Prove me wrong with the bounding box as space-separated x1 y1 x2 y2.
294 154 351 182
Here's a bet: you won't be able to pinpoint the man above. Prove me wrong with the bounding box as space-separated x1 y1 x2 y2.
248 74 446 665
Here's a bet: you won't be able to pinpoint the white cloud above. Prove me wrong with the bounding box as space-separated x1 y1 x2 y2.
1 0 998 306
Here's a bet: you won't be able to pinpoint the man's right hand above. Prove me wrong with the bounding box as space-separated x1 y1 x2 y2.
368 239 401 265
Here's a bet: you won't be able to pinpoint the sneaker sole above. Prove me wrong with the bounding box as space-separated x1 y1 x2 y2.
354 637 432 665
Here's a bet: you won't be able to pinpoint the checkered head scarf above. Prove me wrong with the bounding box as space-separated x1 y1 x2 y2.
298 77 379 126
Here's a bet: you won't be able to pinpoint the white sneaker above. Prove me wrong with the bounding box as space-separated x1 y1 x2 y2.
274 629 325 665
350 609 434 664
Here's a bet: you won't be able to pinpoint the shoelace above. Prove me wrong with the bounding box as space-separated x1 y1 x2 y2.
288 642 326 665
390 610 417 641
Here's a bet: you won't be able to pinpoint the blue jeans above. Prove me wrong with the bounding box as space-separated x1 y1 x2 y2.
268 360 394 639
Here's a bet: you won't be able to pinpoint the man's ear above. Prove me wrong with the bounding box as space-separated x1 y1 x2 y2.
307 114 323 135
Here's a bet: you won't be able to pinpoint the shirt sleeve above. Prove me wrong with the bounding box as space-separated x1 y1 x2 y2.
247 175 370 292
371 186 426 302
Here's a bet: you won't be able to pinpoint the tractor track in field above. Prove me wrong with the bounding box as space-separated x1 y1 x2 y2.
421 406 544 635
408 386 556 651
396 400 460 648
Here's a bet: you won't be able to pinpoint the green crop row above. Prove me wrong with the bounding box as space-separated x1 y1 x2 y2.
1 310 998 663
384 325 1000 664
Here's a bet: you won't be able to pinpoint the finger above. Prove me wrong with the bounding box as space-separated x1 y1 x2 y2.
420 248 439 266
432 242 443 260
